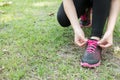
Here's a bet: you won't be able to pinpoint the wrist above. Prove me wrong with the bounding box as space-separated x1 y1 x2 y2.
103 31 113 39
106 29 114 34
105 30 113 35
73 26 82 32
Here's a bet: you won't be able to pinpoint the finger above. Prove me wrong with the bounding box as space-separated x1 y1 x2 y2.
99 43 112 48
75 41 86 47
104 43 113 48
97 39 104 44
80 41 87 47
99 44 106 49
75 42 84 47
85 38 88 42
80 38 88 43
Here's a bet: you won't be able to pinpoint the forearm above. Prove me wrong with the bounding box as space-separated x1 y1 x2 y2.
106 0 120 33
63 0 81 32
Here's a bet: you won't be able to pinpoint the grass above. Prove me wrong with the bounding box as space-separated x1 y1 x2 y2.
0 0 120 80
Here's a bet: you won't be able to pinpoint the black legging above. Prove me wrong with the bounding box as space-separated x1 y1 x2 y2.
57 0 111 38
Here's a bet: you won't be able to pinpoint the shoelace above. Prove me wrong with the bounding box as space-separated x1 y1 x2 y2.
81 14 87 21
87 40 98 53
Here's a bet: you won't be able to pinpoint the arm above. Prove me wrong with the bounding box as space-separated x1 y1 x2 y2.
98 0 120 48
106 0 120 33
63 0 81 31
63 0 87 46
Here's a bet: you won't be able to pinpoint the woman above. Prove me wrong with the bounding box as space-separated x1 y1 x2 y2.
57 0 119 68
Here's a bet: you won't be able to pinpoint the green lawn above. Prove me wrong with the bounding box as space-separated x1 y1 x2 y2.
0 0 120 80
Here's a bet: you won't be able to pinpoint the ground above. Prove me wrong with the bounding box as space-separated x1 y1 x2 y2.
0 0 120 80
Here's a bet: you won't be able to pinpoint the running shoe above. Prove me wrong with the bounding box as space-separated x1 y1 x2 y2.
81 39 102 68
80 9 92 27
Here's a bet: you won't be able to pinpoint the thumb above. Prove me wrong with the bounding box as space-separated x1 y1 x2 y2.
97 39 105 44
80 36 88 42
84 38 88 42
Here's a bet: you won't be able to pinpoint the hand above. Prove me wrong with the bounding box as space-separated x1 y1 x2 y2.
98 32 113 48
74 29 88 47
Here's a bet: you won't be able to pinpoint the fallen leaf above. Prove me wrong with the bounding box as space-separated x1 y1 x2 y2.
48 12 54 16
0 66 5 72
0 10 5 14
0 1 12 7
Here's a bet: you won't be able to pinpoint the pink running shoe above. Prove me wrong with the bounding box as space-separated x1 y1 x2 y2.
81 39 102 68
80 9 92 27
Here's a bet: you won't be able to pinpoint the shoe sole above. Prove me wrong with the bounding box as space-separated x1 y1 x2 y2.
81 61 101 68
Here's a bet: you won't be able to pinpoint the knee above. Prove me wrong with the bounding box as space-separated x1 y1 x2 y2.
57 12 70 27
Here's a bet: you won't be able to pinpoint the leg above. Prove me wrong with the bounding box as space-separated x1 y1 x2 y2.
57 0 91 27
91 0 111 38
81 0 111 68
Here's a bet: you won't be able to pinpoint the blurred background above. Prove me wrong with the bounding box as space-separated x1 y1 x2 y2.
0 0 120 80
